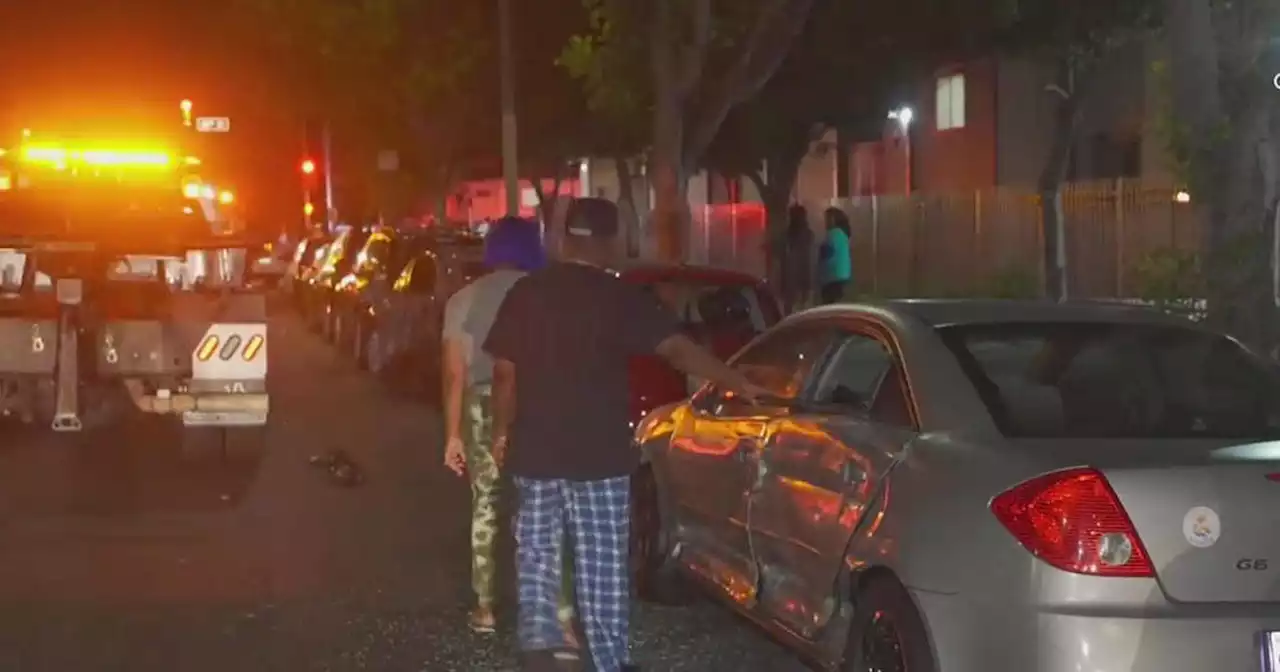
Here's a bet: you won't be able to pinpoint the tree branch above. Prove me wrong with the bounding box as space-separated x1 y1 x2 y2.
674 0 713 97
650 0 676 101
682 0 815 164
744 168 770 203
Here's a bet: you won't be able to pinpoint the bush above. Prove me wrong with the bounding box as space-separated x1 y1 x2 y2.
979 265 1040 299
1130 247 1205 319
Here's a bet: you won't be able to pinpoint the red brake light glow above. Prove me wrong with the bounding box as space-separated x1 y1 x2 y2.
990 467 1154 577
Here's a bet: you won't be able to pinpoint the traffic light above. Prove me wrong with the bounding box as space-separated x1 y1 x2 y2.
303 202 315 216
301 159 316 175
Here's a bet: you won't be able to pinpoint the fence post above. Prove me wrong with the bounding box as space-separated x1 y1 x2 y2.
973 190 983 291
871 195 880 293
1114 178 1125 297
730 202 739 272
702 205 711 265
1034 193 1046 287
909 198 922 294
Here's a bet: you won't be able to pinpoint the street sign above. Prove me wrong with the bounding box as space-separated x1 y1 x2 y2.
377 150 399 172
195 117 231 133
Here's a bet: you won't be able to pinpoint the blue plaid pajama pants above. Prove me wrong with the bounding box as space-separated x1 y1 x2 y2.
514 475 631 671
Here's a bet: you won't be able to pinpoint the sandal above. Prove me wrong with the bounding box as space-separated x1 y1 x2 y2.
468 605 497 634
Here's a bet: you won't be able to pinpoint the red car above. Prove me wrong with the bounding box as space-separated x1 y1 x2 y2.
618 263 782 426
615 264 782 603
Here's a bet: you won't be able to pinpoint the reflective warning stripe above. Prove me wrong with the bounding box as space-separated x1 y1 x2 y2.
195 335 219 361
218 335 242 360
242 334 264 361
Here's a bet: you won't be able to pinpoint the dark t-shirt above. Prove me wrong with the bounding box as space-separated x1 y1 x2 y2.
483 261 679 480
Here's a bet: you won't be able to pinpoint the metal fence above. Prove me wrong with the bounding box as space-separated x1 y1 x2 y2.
673 179 1202 296
686 202 768 276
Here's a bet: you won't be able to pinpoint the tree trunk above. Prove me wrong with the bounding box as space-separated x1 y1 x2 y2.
615 156 641 258
1038 72 1082 301
650 94 690 261
1163 0 1279 348
530 166 566 226
1199 105 1275 347
751 150 803 287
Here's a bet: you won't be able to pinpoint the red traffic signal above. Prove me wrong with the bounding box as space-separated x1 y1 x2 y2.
301 159 316 175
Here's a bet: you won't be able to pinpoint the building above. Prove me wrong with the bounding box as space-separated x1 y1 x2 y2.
842 38 1174 197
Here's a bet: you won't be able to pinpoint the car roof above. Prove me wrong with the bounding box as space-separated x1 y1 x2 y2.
801 298 1200 328
613 262 763 286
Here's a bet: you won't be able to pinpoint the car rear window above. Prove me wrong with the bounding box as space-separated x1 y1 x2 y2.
643 282 768 333
937 321 1280 439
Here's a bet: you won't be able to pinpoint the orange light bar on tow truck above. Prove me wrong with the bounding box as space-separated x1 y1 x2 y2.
20 145 173 168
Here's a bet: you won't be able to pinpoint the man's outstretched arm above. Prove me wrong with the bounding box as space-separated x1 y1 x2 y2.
655 334 759 399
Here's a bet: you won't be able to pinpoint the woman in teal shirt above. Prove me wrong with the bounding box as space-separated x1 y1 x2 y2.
818 207 852 303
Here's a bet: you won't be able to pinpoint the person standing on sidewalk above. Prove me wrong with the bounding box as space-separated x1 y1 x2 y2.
818 206 853 304
483 198 764 672
780 204 814 313
441 216 581 637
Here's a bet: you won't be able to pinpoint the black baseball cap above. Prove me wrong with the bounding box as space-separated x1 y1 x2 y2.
565 197 619 238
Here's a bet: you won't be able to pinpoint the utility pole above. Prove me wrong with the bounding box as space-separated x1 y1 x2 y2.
322 121 335 228
498 0 520 216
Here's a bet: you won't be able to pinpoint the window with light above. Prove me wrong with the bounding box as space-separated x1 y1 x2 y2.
936 74 966 130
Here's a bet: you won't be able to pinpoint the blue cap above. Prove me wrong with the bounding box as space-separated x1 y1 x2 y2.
483 216 546 271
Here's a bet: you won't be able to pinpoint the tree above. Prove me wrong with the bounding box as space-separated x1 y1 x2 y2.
514 0 610 224
562 0 816 260
703 0 1014 278
1161 0 1280 347
234 0 497 220
1001 0 1161 299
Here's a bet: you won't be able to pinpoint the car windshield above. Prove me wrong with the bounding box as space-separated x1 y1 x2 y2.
937 321 1280 439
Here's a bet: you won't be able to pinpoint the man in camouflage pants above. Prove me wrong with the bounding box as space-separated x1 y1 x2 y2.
442 217 577 647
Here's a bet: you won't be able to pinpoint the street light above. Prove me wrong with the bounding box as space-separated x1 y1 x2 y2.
888 106 913 193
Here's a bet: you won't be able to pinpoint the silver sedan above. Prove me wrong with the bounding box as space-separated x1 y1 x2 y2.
631 299 1280 672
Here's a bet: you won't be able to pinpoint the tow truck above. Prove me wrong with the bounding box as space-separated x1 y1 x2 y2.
0 129 268 457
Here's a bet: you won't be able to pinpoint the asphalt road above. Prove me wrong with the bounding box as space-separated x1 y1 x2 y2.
0 308 809 672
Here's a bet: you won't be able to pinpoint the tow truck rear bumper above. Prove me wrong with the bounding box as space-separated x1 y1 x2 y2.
120 379 268 427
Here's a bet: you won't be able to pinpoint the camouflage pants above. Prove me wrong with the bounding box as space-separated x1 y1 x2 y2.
464 385 575 619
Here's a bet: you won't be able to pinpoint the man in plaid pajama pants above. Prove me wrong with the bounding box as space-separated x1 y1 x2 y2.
484 199 762 671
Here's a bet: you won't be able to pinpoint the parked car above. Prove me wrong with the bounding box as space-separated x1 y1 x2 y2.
289 235 330 298
329 226 424 359
631 298 1280 671
356 235 487 396
621 263 781 425
366 259 783 413
245 240 292 289
299 226 368 339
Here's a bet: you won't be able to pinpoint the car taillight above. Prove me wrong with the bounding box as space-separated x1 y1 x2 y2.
990 467 1153 577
